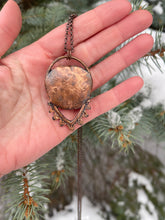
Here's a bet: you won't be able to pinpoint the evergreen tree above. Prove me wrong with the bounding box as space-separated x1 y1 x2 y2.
0 0 165 219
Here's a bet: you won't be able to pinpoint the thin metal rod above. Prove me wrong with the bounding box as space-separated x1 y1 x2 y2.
77 127 82 220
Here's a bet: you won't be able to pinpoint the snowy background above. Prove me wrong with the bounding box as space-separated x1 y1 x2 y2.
46 172 159 220
46 1 165 220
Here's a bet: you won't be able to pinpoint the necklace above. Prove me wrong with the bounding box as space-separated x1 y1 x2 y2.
45 15 93 220
45 14 93 130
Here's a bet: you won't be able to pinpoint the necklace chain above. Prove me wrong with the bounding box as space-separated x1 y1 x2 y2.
64 14 77 55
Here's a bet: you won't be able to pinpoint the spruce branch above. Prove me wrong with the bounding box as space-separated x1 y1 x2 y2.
19 167 39 219
89 110 136 153
131 0 153 13
144 47 165 57
1 1 165 220
1 163 50 220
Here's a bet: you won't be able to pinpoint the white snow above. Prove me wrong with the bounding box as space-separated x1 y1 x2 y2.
137 28 165 109
56 148 65 170
140 56 165 109
107 110 121 127
128 107 142 123
129 172 153 192
137 189 158 220
140 98 152 109
46 196 104 220
125 107 143 130
140 0 149 8
129 172 158 220
153 2 163 15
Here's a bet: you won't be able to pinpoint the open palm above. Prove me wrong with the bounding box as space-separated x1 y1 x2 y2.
0 0 153 176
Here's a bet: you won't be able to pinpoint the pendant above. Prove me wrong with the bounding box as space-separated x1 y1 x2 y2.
45 55 93 130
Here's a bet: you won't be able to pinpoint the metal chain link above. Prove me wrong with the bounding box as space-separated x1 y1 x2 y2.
64 14 78 57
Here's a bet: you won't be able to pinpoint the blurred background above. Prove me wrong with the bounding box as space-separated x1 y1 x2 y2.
0 0 165 220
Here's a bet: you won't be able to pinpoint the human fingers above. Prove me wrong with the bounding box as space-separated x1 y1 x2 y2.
91 33 154 91
36 0 132 58
0 77 142 177
0 0 22 57
85 76 143 123
74 10 153 67
54 76 144 138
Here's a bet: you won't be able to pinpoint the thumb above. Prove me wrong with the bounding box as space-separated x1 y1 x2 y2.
0 0 22 57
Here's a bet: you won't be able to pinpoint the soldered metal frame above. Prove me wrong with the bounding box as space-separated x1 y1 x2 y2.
46 55 93 130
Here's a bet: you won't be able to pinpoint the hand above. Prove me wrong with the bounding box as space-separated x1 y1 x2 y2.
0 0 153 176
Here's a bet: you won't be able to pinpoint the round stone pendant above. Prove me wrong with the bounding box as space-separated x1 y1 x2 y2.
45 55 93 130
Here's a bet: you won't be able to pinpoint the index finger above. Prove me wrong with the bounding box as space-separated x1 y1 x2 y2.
36 0 132 59
0 0 22 57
